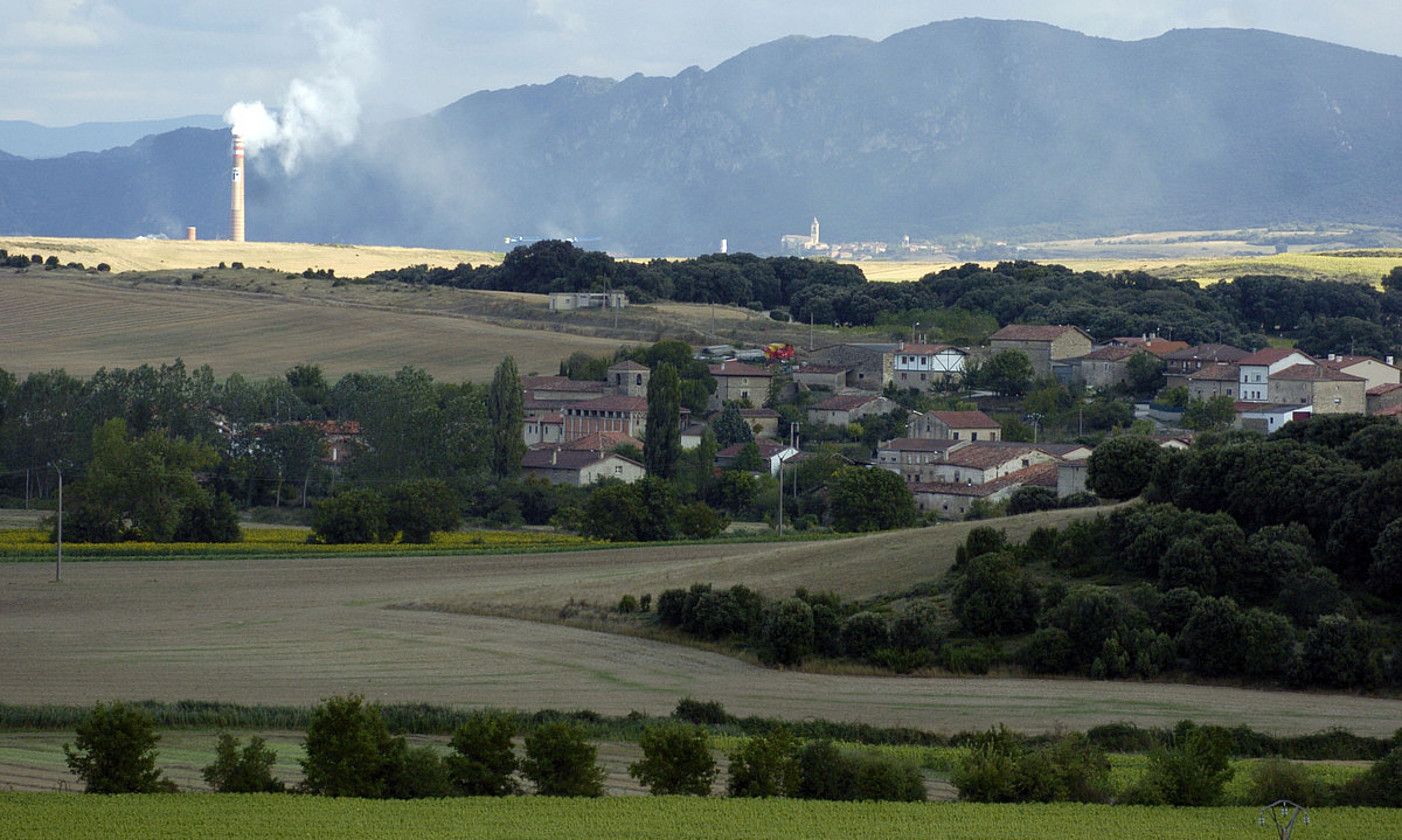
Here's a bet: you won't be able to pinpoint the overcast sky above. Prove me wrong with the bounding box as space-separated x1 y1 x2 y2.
2 1 1398 126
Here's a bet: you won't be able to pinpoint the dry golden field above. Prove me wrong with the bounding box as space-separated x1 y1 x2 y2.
0 237 502 277
4 511 1400 736
0 272 624 381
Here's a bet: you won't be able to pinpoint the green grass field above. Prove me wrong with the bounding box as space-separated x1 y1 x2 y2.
0 795 1393 840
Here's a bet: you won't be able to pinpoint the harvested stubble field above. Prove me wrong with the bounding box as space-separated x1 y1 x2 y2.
0 795 1396 840
3 511 1400 737
0 272 623 382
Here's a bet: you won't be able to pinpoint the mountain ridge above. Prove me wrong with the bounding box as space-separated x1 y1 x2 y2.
1 20 1400 253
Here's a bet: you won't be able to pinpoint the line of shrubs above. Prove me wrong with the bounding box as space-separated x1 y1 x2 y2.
14 698 1397 763
59 696 922 802
952 721 1402 808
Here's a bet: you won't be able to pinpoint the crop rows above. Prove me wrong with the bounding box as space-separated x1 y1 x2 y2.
1 795 1394 840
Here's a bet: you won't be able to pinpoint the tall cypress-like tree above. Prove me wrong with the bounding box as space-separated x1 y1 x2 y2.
644 362 681 479
487 356 525 479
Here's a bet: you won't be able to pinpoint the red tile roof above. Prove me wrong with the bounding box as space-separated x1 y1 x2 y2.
522 448 641 471
1112 337 1190 357
1368 383 1402 396
608 360 650 371
1081 346 1139 362
879 437 966 453
795 364 849 375
559 431 643 452
717 440 794 459
928 410 1001 429
1319 355 1398 371
1186 363 1239 382
1165 343 1250 363
1238 347 1310 366
944 444 1038 469
814 394 885 411
739 408 780 418
912 462 1058 498
1270 364 1364 383
524 375 606 393
709 362 772 377
1375 404 1402 417
897 343 961 355
991 324 1088 342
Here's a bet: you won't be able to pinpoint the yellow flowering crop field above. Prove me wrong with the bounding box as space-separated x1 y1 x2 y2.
0 527 591 560
0 794 1394 840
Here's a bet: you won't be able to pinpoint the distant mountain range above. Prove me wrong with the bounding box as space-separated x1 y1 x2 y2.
2 20 1401 254
0 115 224 159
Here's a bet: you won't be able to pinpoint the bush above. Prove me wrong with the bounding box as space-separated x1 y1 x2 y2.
888 602 941 652
850 752 926 802
676 502 729 539
521 722 605 797
202 733 283 793
312 489 389 544
1244 757 1324 806
63 702 175 793
797 740 857 800
1086 435 1163 500
953 553 1039 636
174 491 242 542
727 728 800 797
762 598 815 666
629 724 716 795
940 641 998 675
617 594 640 613
386 479 460 543
1007 486 1059 515
958 526 1008 565
385 744 452 798
447 712 520 796
1017 627 1076 674
840 612 890 661
1336 747 1402 806
1125 722 1234 806
301 694 400 797
672 698 735 726
656 588 688 627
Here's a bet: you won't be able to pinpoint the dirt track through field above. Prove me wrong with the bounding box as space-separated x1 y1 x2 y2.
3 526 1399 737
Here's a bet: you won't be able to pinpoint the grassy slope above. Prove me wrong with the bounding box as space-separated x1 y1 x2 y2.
0 795 1394 840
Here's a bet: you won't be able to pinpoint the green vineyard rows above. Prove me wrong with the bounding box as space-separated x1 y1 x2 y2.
1 795 1398 840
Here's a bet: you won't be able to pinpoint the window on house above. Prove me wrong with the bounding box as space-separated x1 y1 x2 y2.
971 432 978 441
1021 459 1029 467
952 432 960 440
614 465 623 475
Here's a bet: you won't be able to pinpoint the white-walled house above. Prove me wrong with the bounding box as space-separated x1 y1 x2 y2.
1237 348 1314 403
891 343 967 390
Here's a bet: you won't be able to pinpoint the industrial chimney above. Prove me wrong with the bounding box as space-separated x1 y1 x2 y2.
230 134 246 242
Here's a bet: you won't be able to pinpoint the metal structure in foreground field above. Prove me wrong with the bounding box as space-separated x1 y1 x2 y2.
1258 800 1310 840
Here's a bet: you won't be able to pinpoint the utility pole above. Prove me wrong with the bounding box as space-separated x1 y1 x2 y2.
776 458 783 537
809 312 814 351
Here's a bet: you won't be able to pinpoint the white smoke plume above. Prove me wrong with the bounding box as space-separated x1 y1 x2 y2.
224 7 377 174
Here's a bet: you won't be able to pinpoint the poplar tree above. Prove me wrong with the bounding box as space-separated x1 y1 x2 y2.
645 362 682 479
488 356 525 479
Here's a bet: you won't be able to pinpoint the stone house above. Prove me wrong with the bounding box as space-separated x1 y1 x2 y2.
607 360 650 397
792 364 849 391
919 444 1056 485
708 361 773 409
1268 364 1367 415
715 440 799 477
1164 343 1249 377
1184 363 1240 401
1368 383 1402 416
521 447 645 486
1318 354 1401 392
988 325 1094 378
876 438 971 484
808 393 897 427
802 343 897 391
907 410 1002 442
1073 346 1140 389
912 462 1058 518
